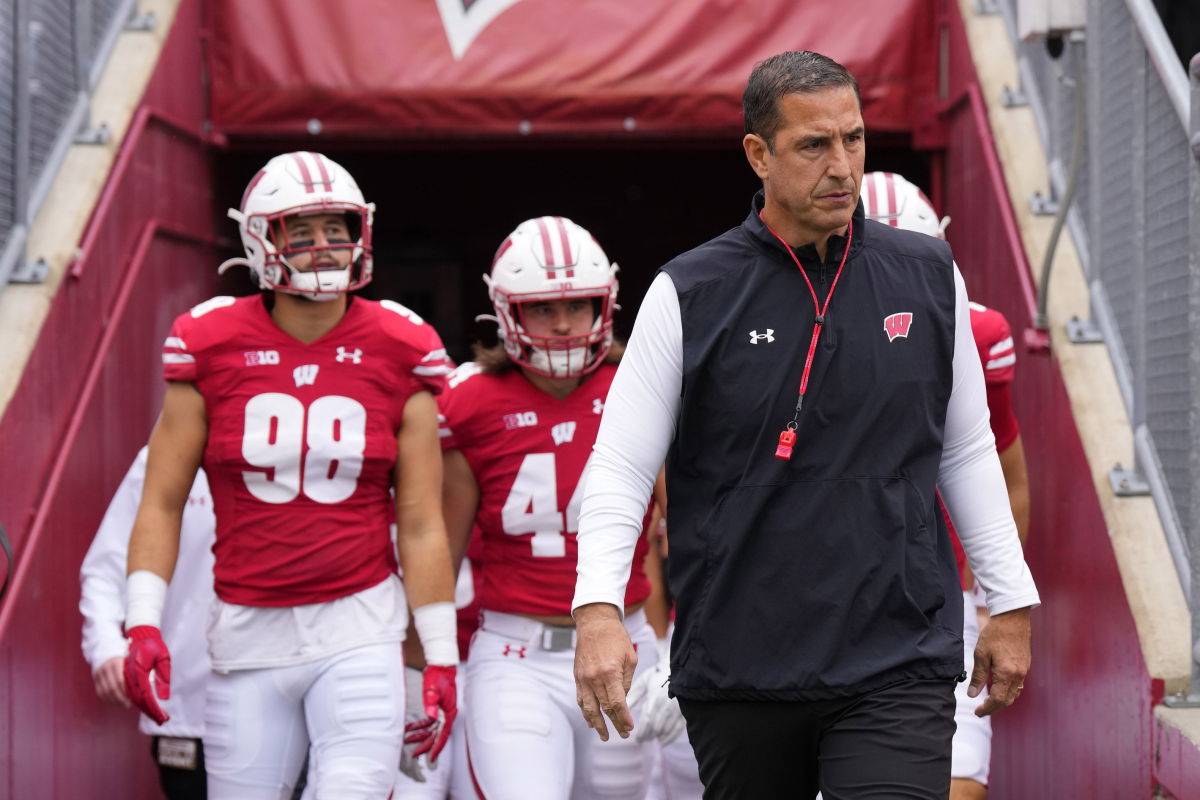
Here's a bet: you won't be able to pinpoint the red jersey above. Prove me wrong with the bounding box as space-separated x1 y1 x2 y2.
162 294 447 607
438 362 652 617
945 302 1019 589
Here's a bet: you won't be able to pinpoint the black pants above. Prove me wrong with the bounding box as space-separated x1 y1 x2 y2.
679 678 957 800
151 738 206 800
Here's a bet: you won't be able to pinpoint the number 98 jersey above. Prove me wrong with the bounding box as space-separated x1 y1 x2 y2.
438 362 651 617
162 295 447 607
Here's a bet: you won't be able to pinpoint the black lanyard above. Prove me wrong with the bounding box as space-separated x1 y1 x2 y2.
759 212 852 460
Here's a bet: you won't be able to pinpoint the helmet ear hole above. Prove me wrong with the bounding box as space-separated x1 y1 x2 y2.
345 212 362 242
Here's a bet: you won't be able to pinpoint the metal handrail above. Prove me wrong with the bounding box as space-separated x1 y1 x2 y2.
68 107 212 280
1124 0 1191 130
0 219 216 642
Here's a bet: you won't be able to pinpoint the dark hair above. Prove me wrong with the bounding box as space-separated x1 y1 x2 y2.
742 51 862 153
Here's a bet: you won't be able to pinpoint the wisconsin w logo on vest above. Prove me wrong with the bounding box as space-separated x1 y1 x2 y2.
884 312 913 342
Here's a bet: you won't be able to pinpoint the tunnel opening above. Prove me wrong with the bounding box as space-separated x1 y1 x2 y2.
214 139 935 365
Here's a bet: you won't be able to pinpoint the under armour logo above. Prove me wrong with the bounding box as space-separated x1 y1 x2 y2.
293 364 319 387
503 645 527 659
336 347 363 364
749 329 775 344
884 313 913 342
551 421 577 446
592 398 604 415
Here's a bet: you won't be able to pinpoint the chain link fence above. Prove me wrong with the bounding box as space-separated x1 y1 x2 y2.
992 0 1200 692
0 0 138 288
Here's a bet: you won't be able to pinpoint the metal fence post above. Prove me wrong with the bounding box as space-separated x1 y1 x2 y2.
1111 33 1153 496
1188 53 1200 697
1168 50 1200 706
0 0 34 287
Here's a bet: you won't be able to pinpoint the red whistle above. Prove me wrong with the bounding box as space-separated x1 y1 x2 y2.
775 429 796 461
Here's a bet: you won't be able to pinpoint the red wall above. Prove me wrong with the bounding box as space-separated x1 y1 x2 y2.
0 1 221 796
941 4 1159 797
0 0 1175 796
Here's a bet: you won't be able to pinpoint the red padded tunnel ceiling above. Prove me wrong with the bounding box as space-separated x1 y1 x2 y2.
208 0 940 139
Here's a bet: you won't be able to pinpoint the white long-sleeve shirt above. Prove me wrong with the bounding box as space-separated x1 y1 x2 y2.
573 266 1040 618
79 447 216 738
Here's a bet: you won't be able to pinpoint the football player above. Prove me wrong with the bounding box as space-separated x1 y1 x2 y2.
122 152 460 800
437 217 658 800
861 171 1030 800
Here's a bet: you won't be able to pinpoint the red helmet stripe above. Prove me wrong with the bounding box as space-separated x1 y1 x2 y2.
493 237 513 266
310 152 334 192
534 217 556 266
290 152 315 194
553 217 573 266
865 171 878 217
884 172 899 226
240 169 267 211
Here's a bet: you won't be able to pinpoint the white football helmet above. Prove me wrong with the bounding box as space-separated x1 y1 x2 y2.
481 216 618 378
860 171 950 239
219 152 375 301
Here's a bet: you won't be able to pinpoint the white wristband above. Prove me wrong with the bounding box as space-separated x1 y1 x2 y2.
411 601 459 666
125 570 167 631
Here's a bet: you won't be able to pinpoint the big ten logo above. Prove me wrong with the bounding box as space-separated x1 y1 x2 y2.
244 350 280 366
504 411 538 430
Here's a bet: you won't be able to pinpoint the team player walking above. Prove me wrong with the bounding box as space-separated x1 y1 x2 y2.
106 145 1030 796
437 216 660 800
122 153 460 799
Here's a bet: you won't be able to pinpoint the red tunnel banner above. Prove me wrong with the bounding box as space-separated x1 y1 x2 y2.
209 0 940 139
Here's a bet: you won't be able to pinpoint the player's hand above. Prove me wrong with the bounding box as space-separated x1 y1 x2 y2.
968 605 1031 717
574 603 637 742
409 665 457 764
400 667 433 782
94 657 131 708
124 626 171 725
626 658 685 744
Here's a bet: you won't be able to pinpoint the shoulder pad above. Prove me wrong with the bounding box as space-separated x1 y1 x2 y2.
380 299 425 326
448 362 484 390
189 296 237 318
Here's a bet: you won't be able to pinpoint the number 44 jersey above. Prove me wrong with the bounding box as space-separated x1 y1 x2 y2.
162 295 448 608
438 362 651 618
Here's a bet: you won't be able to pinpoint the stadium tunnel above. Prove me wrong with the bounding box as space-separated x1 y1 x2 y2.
0 0 1192 796
215 144 932 363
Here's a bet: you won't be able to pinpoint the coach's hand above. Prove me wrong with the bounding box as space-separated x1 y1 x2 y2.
574 603 638 742
969 605 1032 717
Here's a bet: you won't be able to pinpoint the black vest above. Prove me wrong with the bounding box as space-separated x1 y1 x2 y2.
662 193 963 701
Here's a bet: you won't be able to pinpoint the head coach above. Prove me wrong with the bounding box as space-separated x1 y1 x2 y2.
570 51 1040 798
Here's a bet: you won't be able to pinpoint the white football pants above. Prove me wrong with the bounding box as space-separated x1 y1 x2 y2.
645 729 705 800
204 642 405 800
951 589 992 784
464 608 659 800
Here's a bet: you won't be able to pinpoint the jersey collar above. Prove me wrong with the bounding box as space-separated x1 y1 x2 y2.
744 189 866 268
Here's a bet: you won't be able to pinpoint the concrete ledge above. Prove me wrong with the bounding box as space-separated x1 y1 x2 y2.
957 0 1191 691
0 0 182 423
1156 706 1200 799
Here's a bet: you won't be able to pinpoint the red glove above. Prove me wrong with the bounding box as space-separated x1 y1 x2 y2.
124 625 171 725
409 665 457 763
